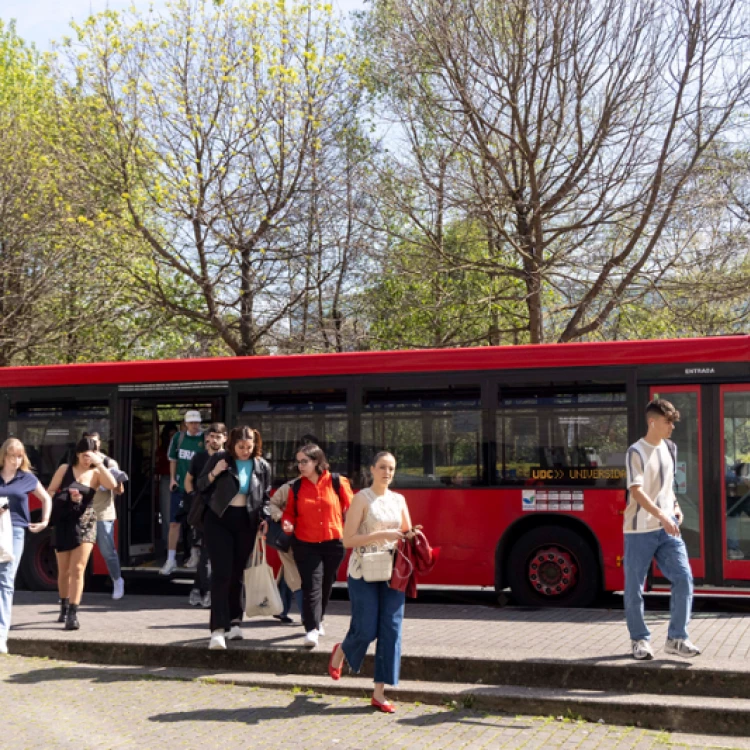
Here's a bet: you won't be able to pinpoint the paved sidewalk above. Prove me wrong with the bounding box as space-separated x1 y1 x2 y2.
2 654 749 750
8 591 750 670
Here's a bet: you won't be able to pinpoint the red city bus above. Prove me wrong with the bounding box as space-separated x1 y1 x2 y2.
2 334 749 606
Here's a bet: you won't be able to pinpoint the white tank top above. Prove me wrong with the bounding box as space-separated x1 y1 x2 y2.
347 487 405 580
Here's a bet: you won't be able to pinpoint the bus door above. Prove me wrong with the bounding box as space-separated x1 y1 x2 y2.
120 397 224 567
720 385 750 582
649 386 705 580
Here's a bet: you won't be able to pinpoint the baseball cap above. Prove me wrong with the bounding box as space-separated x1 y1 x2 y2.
184 410 202 423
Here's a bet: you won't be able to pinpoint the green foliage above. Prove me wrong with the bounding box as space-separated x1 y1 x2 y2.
367 220 528 349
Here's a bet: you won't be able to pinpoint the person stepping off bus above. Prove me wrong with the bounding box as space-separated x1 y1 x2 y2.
624 399 701 660
161 411 205 576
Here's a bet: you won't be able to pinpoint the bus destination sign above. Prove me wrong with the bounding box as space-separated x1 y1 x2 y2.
529 467 626 481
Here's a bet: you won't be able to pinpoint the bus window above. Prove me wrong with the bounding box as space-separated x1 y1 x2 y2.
496 385 627 487
724 391 750 562
361 388 483 488
238 391 348 486
8 403 111 486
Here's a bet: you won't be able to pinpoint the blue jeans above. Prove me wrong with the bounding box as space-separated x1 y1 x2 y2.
0 526 26 640
342 575 406 686
624 528 693 641
278 577 303 618
96 521 121 581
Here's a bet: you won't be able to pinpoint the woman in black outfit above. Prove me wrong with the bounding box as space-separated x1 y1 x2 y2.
197 425 271 650
47 436 117 630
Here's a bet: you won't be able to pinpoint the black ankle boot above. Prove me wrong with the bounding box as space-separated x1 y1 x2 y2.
57 598 69 623
65 603 80 631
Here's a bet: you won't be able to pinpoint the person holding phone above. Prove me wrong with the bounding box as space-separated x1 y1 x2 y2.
48 436 117 630
0 438 52 654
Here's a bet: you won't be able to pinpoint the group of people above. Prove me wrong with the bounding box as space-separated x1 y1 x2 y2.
0 397 703 713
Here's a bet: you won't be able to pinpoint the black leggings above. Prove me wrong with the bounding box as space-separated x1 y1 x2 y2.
293 538 344 633
204 506 256 632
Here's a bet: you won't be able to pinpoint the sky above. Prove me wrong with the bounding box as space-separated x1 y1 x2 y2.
4 0 367 50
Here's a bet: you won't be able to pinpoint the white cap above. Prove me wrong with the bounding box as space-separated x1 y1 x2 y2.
184 410 202 423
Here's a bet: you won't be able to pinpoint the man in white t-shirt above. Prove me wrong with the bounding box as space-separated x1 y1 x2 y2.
624 399 701 660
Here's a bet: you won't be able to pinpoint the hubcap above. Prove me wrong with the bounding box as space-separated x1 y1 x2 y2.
527 545 578 597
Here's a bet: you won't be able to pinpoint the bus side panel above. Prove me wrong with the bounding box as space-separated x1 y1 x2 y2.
356 488 627 591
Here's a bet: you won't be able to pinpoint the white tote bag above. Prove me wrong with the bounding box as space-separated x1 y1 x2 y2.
0 503 15 564
244 534 283 618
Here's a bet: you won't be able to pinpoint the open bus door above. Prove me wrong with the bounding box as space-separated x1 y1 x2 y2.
118 397 225 572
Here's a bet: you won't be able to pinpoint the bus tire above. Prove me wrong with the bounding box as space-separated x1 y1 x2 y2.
506 525 599 608
19 527 58 591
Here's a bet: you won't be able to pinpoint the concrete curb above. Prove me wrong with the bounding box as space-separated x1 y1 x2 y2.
9 636 750 699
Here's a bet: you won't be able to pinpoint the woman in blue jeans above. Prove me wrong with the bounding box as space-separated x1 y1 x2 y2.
328 451 412 713
0 438 52 654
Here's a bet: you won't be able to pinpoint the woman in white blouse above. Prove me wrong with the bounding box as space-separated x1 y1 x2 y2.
328 451 412 713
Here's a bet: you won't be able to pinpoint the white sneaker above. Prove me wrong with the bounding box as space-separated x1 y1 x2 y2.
185 547 201 569
631 639 654 660
112 578 125 600
159 558 177 576
0 638 7 655
208 630 227 650
188 588 202 607
664 638 702 658
227 624 243 640
303 629 319 649
318 622 325 636
201 592 211 608
728 548 745 560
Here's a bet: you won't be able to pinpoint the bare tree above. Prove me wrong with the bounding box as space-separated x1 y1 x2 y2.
61 0 367 355
365 0 750 342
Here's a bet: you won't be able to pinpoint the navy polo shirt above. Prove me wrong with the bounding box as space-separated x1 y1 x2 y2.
0 470 39 528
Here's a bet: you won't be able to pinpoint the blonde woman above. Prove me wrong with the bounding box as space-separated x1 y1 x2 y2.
329 451 411 713
0 438 52 654
48 436 117 630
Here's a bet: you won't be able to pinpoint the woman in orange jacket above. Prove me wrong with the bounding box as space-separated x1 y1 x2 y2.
281 443 353 649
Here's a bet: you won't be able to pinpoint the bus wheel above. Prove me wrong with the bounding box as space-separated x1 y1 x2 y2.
19 527 58 591
507 526 599 608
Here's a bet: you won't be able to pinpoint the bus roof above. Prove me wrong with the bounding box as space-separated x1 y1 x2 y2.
1 335 748 389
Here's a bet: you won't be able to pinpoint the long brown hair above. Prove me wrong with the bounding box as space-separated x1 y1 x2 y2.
227 425 263 458
0 438 32 472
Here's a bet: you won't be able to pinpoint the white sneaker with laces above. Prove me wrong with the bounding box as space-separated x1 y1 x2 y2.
208 630 227 650
728 548 745 560
227 624 243 640
201 592 211 608
664 638 701 658
188 588 202 607
185 547 201 569
159 558 177 576
303 629 319 648
631 639 654 660
318 622 325 636
112 578 125 600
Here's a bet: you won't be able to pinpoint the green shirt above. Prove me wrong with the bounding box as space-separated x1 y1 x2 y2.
168 431 205 493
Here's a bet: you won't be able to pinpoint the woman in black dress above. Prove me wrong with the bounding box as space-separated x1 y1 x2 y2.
48 436 117 630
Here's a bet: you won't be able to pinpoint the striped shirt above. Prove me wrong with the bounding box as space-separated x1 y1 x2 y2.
624 438 676 534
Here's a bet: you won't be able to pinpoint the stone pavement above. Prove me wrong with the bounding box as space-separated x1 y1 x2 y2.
2 653 749 750
7 592 750 737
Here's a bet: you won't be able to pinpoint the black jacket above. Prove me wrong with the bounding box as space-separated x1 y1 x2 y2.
197 450 272 521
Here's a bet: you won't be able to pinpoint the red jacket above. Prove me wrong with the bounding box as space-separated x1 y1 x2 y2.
390 529 439 598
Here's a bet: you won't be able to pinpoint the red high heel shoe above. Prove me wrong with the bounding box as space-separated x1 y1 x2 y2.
371 696 396 713
328 643 342 680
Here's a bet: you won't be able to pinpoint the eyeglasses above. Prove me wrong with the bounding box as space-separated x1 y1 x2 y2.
297 458 312 465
